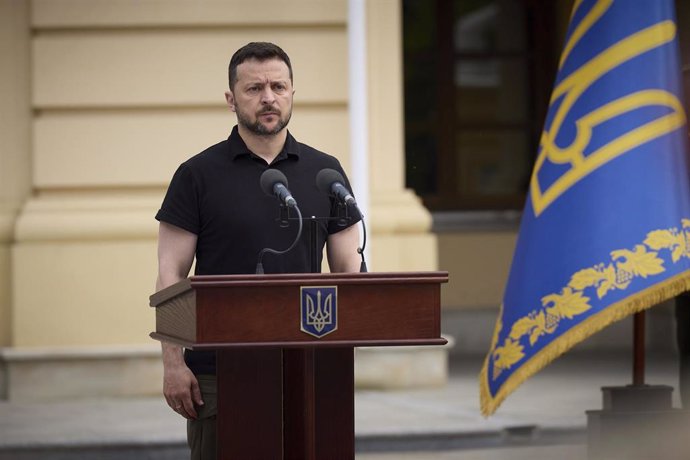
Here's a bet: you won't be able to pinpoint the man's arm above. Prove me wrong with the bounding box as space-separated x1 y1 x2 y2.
156 222 203 419
326 223 361 273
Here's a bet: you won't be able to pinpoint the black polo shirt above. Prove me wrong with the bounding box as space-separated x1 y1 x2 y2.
156 125 359 374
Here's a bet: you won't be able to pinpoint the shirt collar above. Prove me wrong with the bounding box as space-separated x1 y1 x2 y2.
227 125 300 163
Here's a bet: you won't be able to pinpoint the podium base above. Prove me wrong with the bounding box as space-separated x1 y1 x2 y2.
586 385 688 460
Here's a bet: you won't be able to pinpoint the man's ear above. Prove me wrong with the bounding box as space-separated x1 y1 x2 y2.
224 90 236 112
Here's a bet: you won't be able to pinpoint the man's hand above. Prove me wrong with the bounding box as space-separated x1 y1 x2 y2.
163 357 204 419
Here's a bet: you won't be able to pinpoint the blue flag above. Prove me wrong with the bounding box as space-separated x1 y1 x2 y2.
480 0 690 416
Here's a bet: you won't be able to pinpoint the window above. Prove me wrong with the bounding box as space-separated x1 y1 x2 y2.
403 0 565 211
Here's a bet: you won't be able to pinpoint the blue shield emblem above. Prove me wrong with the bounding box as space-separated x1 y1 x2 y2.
300 286 337 338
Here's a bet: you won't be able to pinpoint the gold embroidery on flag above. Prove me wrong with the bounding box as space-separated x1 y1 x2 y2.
490 220 690 380
530 4 684 217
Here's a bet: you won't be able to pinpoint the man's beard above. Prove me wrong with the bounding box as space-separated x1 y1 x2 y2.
237 105 292 136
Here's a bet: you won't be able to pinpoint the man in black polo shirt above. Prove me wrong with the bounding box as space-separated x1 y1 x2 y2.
155 42 361 459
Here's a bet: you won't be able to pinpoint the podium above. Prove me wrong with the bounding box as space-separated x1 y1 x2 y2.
150 271 448 459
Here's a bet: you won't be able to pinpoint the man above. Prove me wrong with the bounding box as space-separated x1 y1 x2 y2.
154 42 361 459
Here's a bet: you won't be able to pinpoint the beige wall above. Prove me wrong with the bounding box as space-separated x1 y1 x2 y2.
438 231 517 309
0 0 32 347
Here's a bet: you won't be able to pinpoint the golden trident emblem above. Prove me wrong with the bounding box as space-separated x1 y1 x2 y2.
531 0 686 217
306 290 332 333
300 286 338 338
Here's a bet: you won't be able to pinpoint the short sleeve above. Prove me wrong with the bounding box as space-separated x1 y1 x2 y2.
155 163 201 235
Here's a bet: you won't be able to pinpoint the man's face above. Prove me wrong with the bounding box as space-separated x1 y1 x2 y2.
226 58 294 136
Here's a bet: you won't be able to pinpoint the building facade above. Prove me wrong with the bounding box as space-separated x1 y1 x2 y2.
1 0 688 400
0 0 438 400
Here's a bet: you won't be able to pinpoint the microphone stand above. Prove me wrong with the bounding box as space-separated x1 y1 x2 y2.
309 216 319 273
258 202 366 274
307 202 366 273
304 214 351 274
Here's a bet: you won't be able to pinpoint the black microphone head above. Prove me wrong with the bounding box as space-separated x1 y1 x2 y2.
315 168 345 193
260 169 289 196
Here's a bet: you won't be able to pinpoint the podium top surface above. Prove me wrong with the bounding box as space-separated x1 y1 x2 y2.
150 271 448 307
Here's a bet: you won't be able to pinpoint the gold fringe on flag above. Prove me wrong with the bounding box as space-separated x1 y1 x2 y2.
479 270 690 417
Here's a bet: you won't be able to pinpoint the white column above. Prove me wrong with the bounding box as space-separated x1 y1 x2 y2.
348 0 370 263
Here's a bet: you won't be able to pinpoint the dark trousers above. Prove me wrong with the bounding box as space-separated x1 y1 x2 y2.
675 294 690 408
187 375 217 460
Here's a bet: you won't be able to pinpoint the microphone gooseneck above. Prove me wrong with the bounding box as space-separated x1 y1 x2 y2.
357 212 368 273
255 204 304 274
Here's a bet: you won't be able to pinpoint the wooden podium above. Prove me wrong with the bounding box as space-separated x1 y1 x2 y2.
150 271 448 460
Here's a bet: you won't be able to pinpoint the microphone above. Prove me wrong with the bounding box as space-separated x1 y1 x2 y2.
260 169 297 208
315 168 356 206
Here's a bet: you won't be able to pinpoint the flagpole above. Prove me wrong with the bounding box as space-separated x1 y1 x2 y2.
632 311 645 386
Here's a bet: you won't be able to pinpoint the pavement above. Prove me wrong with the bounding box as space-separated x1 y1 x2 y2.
0 351 683 459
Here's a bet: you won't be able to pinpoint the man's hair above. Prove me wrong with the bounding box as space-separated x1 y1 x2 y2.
228 42 293 90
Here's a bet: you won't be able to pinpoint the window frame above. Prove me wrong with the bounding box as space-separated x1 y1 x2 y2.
403 0 562 212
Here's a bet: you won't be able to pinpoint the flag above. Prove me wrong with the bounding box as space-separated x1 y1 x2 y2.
480 0 690 416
